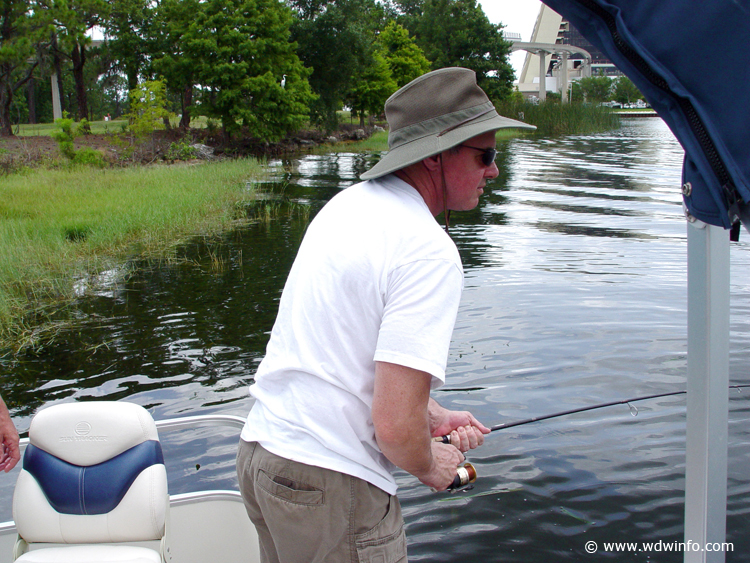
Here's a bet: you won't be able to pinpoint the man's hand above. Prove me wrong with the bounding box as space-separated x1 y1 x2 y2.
418 441 466 491
373 362 468 490
428 398 490 452
0 396 20 473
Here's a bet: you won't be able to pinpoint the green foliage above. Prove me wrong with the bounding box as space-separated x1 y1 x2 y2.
78 118 91 135
51 0 111 122
496 99 620 136
103 0 152 91
176 0 315 140
126 80 173 136
579 73 613 103
51 115 105 166
377 21 430 88
151 0 201 127
613 76 643 105
51 116 79 160
72 147 105 167
0 159 266 347
347 52 398 126
166 140 198 161
406 0 515 101
0 0 50 136
205 119 219 135
290 0 383 131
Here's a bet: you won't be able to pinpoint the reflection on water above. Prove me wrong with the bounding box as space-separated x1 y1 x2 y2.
2 119 749 561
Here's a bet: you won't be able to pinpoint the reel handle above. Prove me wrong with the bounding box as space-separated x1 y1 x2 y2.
431 435 477 491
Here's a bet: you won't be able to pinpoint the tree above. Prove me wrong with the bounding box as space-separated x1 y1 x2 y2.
407 0 515 102
347 51 397 126
126 79 172 136
0 0 48 136
613 75 642 105
103 0 151 92
181 0 314 140
50 0 111 122
579 72 612 103
151 0 201 128
377 21 430 88
289 0 385 131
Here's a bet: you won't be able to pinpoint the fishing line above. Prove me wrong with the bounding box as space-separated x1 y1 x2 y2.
437 384 750 439
488 384 750 432
440 383 750 490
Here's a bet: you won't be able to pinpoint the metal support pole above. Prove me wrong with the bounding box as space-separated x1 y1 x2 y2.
684 221 729 563
538 51 547 101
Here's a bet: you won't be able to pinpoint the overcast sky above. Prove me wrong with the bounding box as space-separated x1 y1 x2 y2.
478 0 544 78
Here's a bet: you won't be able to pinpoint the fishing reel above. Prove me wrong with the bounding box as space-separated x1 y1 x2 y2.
448 462 477 491
432 434 478 492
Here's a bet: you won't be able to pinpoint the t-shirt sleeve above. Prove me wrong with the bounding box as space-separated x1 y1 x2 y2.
374 258 463 386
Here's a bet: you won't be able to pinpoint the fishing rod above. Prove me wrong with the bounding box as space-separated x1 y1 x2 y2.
441 384 750 490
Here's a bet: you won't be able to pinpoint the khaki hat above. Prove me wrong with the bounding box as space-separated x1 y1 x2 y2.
361 67 535 180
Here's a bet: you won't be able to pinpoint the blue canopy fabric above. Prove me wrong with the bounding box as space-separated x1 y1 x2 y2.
541 0 750 235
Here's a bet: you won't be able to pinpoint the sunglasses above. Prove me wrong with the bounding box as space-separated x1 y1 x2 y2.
461 144 497 167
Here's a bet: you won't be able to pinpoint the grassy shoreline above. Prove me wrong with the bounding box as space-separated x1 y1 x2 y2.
0 159 265 351
0 103 620 353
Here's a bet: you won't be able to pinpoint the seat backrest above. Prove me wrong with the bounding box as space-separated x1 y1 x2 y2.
12 401 168 544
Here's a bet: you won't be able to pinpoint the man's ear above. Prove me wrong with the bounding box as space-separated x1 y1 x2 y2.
422 153 442 172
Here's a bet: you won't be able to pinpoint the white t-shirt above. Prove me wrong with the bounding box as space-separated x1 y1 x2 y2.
240 174 464 494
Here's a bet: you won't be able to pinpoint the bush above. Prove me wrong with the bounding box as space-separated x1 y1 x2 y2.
126 80 174 137
72 148 106 167
166 140 198 162
51 116 78 160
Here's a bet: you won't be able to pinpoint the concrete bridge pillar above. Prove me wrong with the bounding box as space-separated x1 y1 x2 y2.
560 51 569 103
51 74 62 121
538 51 547 101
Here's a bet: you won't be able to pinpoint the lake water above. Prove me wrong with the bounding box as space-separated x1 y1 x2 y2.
2 118 749 561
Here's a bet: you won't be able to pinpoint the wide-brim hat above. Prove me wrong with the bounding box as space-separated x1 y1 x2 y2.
361 67 536 180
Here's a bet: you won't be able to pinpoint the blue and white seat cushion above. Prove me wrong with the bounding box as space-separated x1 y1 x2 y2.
12 402 169 551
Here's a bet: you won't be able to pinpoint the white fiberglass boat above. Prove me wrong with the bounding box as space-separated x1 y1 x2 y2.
0 402 260 563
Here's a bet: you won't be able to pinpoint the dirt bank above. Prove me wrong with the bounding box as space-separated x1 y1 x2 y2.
0 124 378 173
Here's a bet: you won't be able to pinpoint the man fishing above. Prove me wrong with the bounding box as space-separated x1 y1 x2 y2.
237 67 535 563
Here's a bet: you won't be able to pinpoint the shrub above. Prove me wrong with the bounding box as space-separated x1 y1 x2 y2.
166 140 198 162
51 116 78 160
126 80 174 137
72 148 106 167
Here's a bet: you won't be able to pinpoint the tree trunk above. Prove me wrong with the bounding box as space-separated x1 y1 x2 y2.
0 81 13 137
0 61 36 136
179 84 192 128
71 42 88 121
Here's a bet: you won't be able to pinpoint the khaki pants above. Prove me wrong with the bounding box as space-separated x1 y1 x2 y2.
237 440 408 563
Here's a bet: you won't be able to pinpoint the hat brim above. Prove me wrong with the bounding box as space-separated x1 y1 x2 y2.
360 112 536 180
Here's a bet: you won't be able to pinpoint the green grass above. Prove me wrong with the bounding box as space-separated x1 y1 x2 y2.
14 115 218 137
342 127 528 154
344 129 389 152
0 159 264 350
497 100 621 136
15 119 129 136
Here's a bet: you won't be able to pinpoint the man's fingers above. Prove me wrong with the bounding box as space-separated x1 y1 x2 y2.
448 425 486 452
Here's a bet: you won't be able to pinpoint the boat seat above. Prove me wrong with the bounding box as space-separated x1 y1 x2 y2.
11 402 169 563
